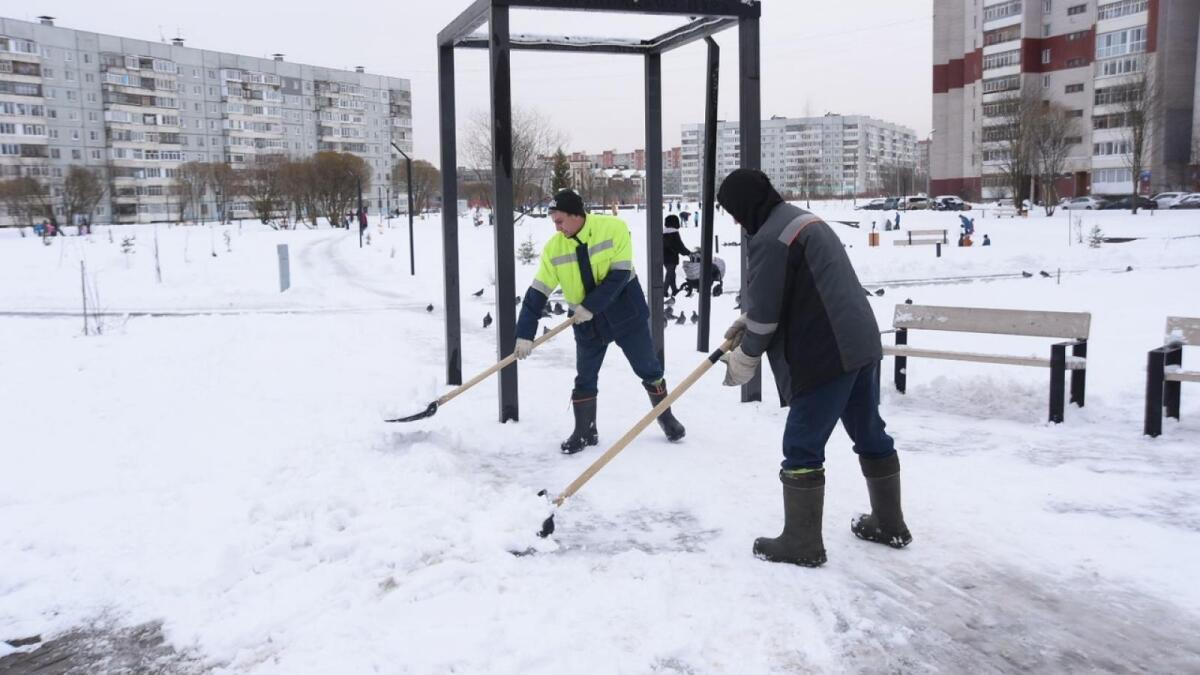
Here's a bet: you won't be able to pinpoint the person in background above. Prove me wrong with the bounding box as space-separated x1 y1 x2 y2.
982 234 991 246
662 214 692 298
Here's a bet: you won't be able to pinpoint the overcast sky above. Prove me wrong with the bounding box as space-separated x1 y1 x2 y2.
22 1 932 167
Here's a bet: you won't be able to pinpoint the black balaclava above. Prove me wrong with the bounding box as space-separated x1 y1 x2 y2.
717 168 784 236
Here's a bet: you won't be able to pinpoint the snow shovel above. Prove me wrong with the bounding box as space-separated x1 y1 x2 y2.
386 317 574 423
533 338 736 540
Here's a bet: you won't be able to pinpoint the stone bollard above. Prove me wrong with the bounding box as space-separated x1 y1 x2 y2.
277 243 290 292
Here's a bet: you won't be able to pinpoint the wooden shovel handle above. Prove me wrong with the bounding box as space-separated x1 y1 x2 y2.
438 317 574 406
553 339 735 506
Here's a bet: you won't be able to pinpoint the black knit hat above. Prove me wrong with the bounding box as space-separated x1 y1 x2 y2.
664 214 680 229
548 189 586 217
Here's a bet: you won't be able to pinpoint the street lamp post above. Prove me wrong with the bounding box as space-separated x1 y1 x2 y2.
390 141 416 276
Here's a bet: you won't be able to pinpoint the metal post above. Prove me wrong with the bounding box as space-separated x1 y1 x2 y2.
738 15 762 402
894 327 907 393
357 176 364 248
438 44 462 386
1145 348 1166 437
1049 343 1066 423
1070 340 1087 407
1165 344 1183 420
490 4 519 423
698 37 719 353
407 155 415 276
644 51 665 365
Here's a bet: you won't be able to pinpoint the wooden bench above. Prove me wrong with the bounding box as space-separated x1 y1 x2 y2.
1145 316 1200 437
893 229 948 246
881 304 1091 423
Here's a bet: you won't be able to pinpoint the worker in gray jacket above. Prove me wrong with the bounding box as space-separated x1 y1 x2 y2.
717 168 912 568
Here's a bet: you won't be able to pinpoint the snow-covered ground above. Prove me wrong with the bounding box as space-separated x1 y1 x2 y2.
1 204 1198 673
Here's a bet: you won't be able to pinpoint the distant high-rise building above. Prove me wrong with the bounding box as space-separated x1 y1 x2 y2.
931 0 1199 201
0 15 412 224
680 114 918 200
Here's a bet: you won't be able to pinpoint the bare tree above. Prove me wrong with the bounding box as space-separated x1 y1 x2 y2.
1030 102 1078 216
1118 61 1162 214
311 151 370 227
62 166 107 226
243 159 286 225
208 163 240 224
281 158 318 228
173 161 209 223
393 159 441 216
992 88 1041 207
464 106 564 213
0 176 49 228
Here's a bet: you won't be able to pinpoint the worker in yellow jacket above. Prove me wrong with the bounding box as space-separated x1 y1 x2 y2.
514 189 686 454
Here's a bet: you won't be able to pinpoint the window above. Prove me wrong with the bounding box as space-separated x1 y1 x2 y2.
984 1 1022 22
42 67 54 78
1067 4 1087 15
984 25 1022 46
1066 57 1088 67
71 149 81 159
1042 49 1052 64
1066 83 1085 93
91 149 101 159
1098 55 1143 77
1064 136 1082 145
1098 0 1148 21
982 75 1020 93
1069 109 1084 117
1067 31 1088 41
984 49 1023 70
1094 112 1129 129
1045 23 1052 37
1096 26 1147 58
1093 139 1131 156
1094 167 1132 183
1095 85 1138 105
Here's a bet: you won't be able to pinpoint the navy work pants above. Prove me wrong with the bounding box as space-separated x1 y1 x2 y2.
574 324 663 395
781 362 895 471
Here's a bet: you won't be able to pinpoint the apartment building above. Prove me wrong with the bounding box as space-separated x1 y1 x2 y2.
931 0 1200 201
0 16 412 225
679 114 918 200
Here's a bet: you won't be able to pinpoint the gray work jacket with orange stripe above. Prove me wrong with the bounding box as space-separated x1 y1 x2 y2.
740 202 882 405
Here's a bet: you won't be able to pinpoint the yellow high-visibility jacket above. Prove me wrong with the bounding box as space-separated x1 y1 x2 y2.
516 214 647 341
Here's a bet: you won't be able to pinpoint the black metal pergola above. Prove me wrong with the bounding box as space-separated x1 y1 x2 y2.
438 0 762 423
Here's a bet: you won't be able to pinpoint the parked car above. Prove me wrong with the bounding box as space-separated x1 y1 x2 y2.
1151 192 1189 209
898 196 930 210
933 195 969 211
856 198 889 210
1099 196 1157 210
1169 193 1200 209
1061 196 1108 210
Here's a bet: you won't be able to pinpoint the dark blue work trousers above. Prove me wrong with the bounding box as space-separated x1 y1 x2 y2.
573 324 663 396
781 361 895 470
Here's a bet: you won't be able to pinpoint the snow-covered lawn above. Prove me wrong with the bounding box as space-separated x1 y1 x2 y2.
1 204 1198 672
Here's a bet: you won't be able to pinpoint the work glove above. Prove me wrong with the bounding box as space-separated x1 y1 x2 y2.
720 346 760 387
571 305 594 325
514 338 533 360
724 314 748 350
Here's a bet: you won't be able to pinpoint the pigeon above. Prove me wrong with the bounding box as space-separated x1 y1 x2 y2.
426 304 434 312
690 310 699 324
665 307 676 320
472 288 485 297
542 325 549 335
863 287 873 296
1021 271 1033 278
483 312 492 328
904 298 913 305
541 305 553 318
665 297 676 307
1039 271 1051 278
675 313 687 325
553 302 565 315
713 283 723 297
1126 265 1133 272
874 289 885 297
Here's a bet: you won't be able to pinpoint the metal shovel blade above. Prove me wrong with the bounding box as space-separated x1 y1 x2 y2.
384 400 439 423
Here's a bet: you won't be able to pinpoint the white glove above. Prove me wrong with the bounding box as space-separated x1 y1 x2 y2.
724 314 748 349
571 305 594 325
514 338 533 360
720 346 760 387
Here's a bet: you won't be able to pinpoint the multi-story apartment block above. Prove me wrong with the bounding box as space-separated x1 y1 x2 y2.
931 0 1199 201
0 16 412 225
680 114 918 200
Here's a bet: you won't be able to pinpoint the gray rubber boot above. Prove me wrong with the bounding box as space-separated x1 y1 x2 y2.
560 390 599 454
643 379 686 442
753 470 827 567
850 453 912 548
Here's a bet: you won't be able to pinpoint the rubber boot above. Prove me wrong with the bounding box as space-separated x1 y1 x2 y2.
560 390 599 455
643 379 686 442
850 453 912 548
753 470 827 567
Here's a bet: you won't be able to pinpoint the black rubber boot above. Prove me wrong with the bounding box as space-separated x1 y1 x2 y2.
643 380 686 442
753 471 827 567
560 390 599 454
850 453 912 548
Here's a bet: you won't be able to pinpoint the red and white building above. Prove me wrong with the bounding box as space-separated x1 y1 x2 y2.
931 0 1200 201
